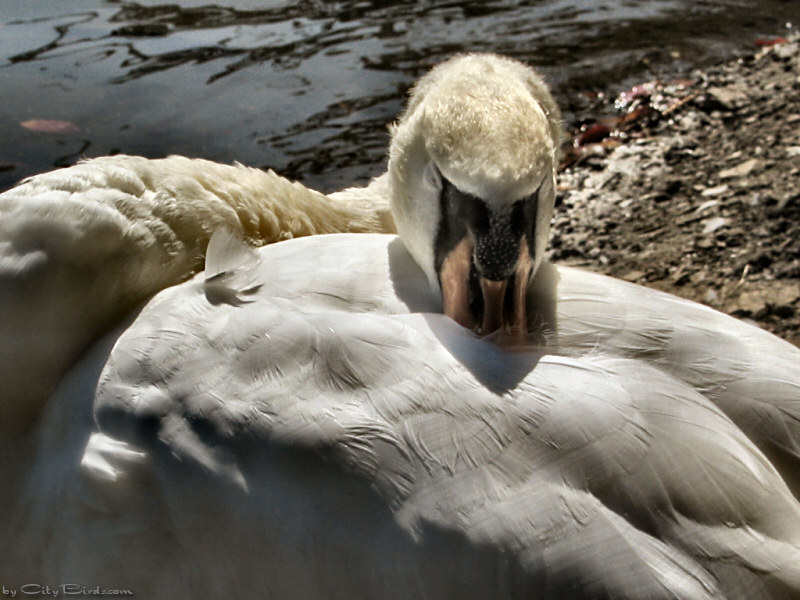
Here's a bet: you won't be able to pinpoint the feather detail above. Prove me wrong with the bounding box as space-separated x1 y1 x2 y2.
0 156 391 433
7 234 788 599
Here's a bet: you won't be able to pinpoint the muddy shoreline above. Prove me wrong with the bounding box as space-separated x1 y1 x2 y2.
553 35 800 347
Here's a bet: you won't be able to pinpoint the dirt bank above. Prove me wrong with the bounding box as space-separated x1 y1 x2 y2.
553 35 800 347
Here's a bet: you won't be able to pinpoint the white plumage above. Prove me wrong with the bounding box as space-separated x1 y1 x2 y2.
0 154 390 432
2 54 799 599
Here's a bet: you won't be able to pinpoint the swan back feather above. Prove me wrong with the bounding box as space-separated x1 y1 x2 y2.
9 233 798 599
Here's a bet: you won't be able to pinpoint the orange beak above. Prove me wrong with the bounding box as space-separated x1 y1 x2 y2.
439 236 533 336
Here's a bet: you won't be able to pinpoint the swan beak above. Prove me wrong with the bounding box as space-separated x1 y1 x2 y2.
435 177 541 336
439 236 534 336
479 241 533 334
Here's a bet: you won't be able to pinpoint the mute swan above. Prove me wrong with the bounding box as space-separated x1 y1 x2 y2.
3 54 800 599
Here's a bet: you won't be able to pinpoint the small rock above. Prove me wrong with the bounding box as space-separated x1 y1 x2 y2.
702 217 727 233
773 42 799 61
696 199 720 212
701 185 728 197
673 271 691 286
718 158 761 179
623 270 646 281
736 283 800 314
786 146 800 157
727 150 743 161
703 86 750 111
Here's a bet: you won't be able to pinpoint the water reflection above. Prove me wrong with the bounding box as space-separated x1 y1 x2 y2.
0 0 796 193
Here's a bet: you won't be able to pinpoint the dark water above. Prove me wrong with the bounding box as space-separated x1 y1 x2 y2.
0 0 797 193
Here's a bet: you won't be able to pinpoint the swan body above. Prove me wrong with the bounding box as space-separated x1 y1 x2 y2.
2 53 800 599
7 233 800 599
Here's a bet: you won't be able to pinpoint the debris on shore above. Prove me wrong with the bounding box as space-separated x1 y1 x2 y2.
553 35 800 346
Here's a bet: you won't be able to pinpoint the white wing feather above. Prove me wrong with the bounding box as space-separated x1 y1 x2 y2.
0 156 388 432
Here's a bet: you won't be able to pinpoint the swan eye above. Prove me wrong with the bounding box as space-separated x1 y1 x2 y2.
434 177 470 274
423 161 442 191
440 177 486 230
512 185 542 256
518 185 540 253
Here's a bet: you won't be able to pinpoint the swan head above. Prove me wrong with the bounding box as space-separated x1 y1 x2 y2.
388 53 562 335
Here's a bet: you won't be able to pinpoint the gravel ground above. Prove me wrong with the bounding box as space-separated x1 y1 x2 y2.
552 35 800 347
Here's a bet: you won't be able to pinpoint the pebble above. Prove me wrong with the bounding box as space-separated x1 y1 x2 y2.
701 185 729 197
702 217 728 233
556 34 800 343
718 159 761 179
703 86 750 111
696 199 720 212
735 283 800 315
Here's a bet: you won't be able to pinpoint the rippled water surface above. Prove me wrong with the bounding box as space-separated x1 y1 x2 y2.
1 0 797 192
